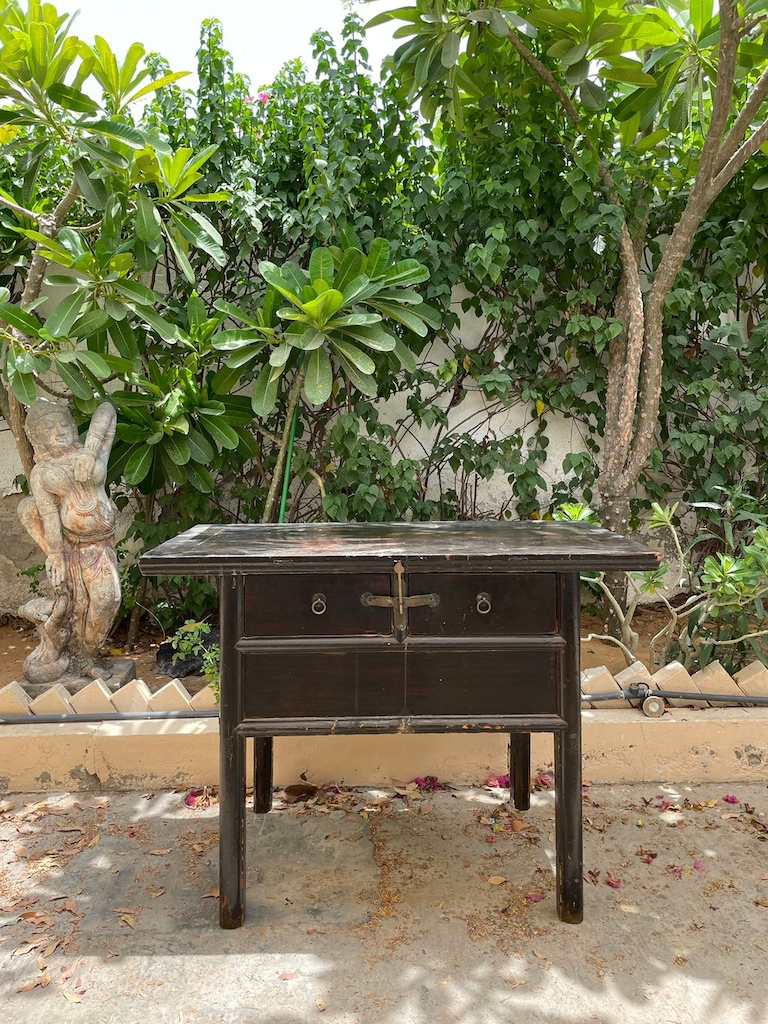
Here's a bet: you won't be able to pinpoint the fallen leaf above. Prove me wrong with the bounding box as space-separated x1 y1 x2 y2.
14 844 28 859
148 848 172 856
201 887 219 899
119 914 135 929
721 813 741 820
315 997 326 1011
63 991 82 1003
532 950 548 959
282 784 318 804
702 799 719 807
17 978 42 992
148 888 166 899
12 943 36 957
323 832 341 841
488 876 507 885
510 818 531 832
755 899 768 908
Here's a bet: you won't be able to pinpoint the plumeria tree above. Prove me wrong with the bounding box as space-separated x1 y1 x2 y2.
368 0 768 537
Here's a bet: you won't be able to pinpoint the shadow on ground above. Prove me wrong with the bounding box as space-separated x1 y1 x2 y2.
1 781 767 1023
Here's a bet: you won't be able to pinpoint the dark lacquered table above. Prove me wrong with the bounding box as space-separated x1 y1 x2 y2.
140 520 659 928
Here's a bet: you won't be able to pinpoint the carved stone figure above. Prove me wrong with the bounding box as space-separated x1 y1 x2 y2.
17 400 121 684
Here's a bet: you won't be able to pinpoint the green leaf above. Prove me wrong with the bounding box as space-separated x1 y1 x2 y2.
251 363 281 417
184 458 215 493
299 288 345 323
126 70 190 104
7 364 37 404
441 31 460 68
74 349 111 377
601 63 656 88
44 291 85 337
186 427 215 464
70 309 111 338
285 323 326 350
55 359 96 400
73 158 108 210
332 323 396 352
366 238 391 278
635 128 670 152
393 335 417 372
383 259 430 286
259 262 304 308
125 444 154 485
368 299 428 337
0 302 41 337
309 248 335 287
162 433 190 466
336 354 378 397
197 411 239 449
47 82 100 113
304 347 333 405
330 339 376 374
134 193 162 242
333 248 364 292
83 119 147 148
113 279 159 306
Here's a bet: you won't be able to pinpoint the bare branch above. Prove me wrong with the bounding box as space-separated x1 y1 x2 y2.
0 193 39 222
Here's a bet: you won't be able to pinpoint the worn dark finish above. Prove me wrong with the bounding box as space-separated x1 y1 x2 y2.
140 520 659 931
253 737 273 814
510 733 531 811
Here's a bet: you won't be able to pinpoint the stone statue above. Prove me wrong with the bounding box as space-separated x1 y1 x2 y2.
17 400 121 685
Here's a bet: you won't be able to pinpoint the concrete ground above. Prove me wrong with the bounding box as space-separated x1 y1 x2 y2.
1 781 767 1024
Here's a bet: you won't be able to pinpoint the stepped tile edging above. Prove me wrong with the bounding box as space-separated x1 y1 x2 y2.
3 657 768 723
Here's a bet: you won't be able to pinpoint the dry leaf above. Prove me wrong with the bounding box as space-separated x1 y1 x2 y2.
17 978 42 992
755 899 768 908
488 876 507 885
119 914 135 929
37 954 47 971
148 888 166 899
510 819 531 832
201 887 219 899
315 998 326 1012
14 844 28 859
12 943 36 957
40 971 51 988
85 833 100 848
324 832 341 841
63 991 82 1003
282 784 318 804
43 940 60 957
533 950 548 959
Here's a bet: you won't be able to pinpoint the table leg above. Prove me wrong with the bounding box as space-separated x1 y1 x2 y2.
219 576 246 929
253 737 274 814
555 572 583 924
509 732 531 810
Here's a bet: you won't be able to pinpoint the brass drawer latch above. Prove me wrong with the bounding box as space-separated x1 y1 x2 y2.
361 561 439 642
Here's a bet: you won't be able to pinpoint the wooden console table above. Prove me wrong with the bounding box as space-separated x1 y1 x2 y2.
140 521 658 929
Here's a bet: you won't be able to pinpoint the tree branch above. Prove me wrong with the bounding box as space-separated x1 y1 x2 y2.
0 193 39 222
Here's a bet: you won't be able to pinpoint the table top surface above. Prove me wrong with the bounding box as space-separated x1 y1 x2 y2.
140 520 661 575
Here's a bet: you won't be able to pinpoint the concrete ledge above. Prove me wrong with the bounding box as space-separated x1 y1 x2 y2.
1 708 768 793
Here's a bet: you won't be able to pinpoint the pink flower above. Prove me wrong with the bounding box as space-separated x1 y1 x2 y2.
258 91 269 105
693 859 705 871
244 95 254 104
606 874 622 889
722 794 739 804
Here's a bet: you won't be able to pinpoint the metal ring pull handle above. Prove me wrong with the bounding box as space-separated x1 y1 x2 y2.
311 593 327 615
476 592 492 615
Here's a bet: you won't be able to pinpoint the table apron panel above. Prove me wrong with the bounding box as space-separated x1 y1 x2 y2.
235 714 568 736
239 646 560 719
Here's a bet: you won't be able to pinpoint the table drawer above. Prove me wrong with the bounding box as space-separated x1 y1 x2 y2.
407 573 557 636
241 647 558 719
244 573 392 637
406 648 558 715
242 649 402 718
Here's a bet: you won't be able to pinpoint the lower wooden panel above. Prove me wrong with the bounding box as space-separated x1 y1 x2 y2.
242 649 404 719
405 649 558 716
241 647 558 720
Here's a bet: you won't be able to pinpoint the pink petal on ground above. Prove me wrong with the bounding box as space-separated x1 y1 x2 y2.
693 859 705 871
606 874 622 889
524 893 545 902
722 794 740 804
